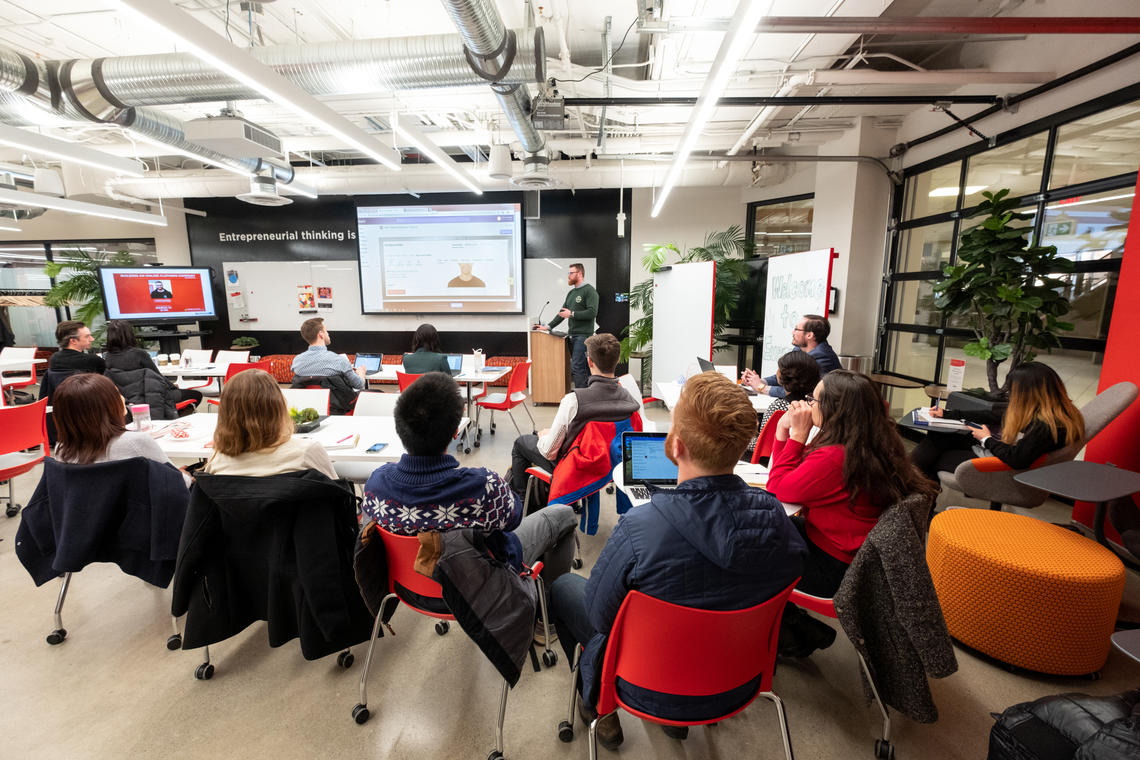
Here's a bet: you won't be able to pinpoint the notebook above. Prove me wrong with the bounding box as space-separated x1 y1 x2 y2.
353 353 384 375
622 432 679 501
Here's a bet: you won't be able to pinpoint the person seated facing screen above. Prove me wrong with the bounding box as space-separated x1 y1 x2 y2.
508 333 641 501
52 373 190 487
290 317 365 390
49 319 105 374
203 369 338 480
545 372 806 748
401 323 452 375
743 349 820 461
362 372 578 636
742 314 839 398
103 319 202 408
766 370 938 658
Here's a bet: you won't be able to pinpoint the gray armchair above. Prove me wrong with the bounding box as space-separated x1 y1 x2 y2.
939 381 1138 510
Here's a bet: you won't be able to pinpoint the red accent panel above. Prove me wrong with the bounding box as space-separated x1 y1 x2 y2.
1073 173 1140 539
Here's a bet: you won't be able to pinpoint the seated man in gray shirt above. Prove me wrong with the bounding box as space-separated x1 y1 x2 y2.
290 317 366 390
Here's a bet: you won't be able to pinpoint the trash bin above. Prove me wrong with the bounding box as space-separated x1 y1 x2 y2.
838 354 871 374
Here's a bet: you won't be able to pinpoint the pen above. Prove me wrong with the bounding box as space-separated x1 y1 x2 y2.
336 434 354 444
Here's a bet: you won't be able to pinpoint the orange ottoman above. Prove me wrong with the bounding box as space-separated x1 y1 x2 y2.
927 509 1124 676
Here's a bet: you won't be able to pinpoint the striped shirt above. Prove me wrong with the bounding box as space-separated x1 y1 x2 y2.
290 345 364 389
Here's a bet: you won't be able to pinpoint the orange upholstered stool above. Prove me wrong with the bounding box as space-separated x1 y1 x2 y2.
927 509 1124 676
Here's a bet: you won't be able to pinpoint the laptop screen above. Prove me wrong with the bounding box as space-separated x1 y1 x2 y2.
446 354 463 373
697 356 715 372
622 432 679 486
354 354 382 373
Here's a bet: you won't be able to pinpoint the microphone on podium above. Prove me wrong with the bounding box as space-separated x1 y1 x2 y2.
534 300 550 329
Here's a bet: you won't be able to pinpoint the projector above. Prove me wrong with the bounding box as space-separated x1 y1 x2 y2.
184 115 282 158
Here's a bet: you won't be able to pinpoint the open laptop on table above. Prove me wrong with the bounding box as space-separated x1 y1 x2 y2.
697 356 756 395
621 431 679 502
445 354 463 376
353 353 384 376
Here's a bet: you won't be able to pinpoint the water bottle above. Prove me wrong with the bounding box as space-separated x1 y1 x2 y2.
130 403 152 431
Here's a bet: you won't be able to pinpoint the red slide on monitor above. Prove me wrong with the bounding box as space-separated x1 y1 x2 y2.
112 272 206 316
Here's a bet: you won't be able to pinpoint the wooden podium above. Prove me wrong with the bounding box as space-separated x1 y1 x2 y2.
530 330 570 404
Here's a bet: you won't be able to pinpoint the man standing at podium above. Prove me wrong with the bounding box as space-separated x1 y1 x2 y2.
533 262 598 388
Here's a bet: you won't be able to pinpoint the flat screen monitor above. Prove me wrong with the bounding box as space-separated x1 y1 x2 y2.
726 258 768 330
98 266 217 323
356 202 524 314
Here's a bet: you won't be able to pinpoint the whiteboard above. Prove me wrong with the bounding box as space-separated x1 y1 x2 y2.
651 261 715 387
761 248 834 377
221 257 593 333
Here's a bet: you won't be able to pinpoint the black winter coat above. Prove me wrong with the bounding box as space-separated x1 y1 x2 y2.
291 374 357 415
106 366 179 420
171 471 374 659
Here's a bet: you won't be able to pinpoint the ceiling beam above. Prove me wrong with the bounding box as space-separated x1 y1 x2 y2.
642 17 1140 35
564 95 1003 107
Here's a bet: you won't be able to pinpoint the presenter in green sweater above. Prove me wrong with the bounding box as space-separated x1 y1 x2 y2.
534 262 599 388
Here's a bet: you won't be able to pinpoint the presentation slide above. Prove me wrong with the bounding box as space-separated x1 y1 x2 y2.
357 203 523 313
99 267 217 321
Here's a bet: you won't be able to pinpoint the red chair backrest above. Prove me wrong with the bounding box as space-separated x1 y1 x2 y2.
396 371 423 392
376 526 449 604
224 361 273 383
751 409 786 464
595 582 798 718
506 361 531 396
0 397 49 458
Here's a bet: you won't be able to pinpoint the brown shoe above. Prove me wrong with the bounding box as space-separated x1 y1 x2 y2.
577 695 624 750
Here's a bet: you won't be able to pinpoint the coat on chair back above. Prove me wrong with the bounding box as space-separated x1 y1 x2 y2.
106 366 179 420
171 470 374 659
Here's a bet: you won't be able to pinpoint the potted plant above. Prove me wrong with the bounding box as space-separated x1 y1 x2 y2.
621 225 751 366
933 189 1075 393
43 248 136 341
231 336 260 351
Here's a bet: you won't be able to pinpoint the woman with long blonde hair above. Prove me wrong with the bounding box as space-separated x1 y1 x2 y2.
204 369 338 479
911 361 1084 481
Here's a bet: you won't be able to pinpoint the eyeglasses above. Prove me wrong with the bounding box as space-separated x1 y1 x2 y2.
802 395 816 406
792 327 806 333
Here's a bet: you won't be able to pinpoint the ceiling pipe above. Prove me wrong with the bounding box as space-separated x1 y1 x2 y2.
565 94 1003 107
640 17 1140 35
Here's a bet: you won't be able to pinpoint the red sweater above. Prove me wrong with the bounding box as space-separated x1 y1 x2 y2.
767 438 882 563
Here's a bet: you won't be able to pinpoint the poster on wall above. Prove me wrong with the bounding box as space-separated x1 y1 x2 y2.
760 248 835 378
297 284 316 313
317 286 334 310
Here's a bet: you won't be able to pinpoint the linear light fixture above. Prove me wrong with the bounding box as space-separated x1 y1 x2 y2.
929 185 986 197
0 187 167 227
0 123 145 177
125 129 254 177
391 114 483 194
119 0 402 172
651 0 769 218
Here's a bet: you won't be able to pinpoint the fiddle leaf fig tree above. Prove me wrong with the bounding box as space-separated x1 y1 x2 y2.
43 248 137 340
933 189 1074 392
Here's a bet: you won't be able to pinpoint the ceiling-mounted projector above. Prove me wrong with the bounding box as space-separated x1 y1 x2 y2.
236 175 292 207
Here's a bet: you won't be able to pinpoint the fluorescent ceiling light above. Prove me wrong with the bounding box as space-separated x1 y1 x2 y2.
1045 191 1135 210
929 185 986 197
119 0 401 172
0 187 167 227
0 123 144 178
126 129 254 177
651 0 769 218
391 114 482 195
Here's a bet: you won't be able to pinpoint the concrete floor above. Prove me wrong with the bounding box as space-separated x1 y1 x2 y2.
2 398 1139 760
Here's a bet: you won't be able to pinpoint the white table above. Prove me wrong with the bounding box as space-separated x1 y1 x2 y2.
157 363 230 378
652 380 776 413
612 461 798 516
367 365 511 419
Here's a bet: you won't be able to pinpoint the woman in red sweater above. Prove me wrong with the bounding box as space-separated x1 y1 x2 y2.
767 369 937 657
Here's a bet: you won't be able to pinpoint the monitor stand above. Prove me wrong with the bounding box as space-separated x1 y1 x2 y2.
136 326 212 355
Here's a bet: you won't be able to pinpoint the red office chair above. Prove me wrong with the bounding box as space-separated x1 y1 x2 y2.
396 371 423 392
557 583 799 760
352 527 551 760
0 398 49 517
0 347 38 404
751 410 786 464
475 361 536 438
205 361 274 408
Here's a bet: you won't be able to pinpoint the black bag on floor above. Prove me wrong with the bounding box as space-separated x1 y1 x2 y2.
987 689 1140 760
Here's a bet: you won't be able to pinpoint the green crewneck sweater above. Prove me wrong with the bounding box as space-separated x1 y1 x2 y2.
547 283 599 335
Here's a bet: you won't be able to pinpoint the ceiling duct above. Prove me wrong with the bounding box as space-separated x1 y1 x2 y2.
509 151 555 190
236 175 292 207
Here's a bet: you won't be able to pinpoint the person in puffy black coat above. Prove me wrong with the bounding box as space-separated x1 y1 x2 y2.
103 320 202 412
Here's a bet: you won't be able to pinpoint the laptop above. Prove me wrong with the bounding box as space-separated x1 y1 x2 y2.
621 431 679 501
445 354 463 376
696 356 757 395
697 356 716 373
353 353 384 375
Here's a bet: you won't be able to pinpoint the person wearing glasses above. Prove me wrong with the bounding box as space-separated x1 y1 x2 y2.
766 370 938 658
741 314 840 398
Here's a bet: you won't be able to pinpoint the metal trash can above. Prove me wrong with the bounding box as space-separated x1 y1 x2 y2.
838 354 871 374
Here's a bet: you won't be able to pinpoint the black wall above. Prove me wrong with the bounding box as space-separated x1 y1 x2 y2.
185 189 631 359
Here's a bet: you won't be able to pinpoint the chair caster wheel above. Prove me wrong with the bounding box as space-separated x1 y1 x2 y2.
487 751 504 760
474 441 481 448
542 649 557 668
531 429 537 436
166 633 182 650
5 503 20 518
435 621 450 635
489 429 495 435
1087 670 1101 681
46 628 67 645
337 651 354 669
464 448 472 454
557 720 574 742
874 739 894 759
195 663 214 680
572 558 583 570
606 485 614 494
352 704 370 724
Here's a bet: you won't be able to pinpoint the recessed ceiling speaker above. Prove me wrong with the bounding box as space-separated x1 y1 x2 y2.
488 144 512 180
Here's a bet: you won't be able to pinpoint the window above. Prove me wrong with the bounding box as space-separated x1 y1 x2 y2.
897 222 956 272
746 195 814 258
1050 102 1140 189
964 134 1049 206
902 163 962 220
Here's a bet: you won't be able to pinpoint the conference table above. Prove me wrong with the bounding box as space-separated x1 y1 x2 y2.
366 364 511 421
652 380 776 413
157 363 230 378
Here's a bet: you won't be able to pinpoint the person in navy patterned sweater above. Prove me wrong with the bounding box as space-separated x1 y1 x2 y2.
363 371 577 582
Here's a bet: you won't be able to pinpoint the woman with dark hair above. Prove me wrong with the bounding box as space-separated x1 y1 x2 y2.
910 361 1084 482
742 350 821 461
402 323 452 375
103 319 203 407
52 373 190 485
203 369 337 479
767 369 938 657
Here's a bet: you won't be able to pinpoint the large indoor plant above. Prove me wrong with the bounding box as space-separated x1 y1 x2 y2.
621 225 751 364
43 248 137 341
933 189 1074 393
